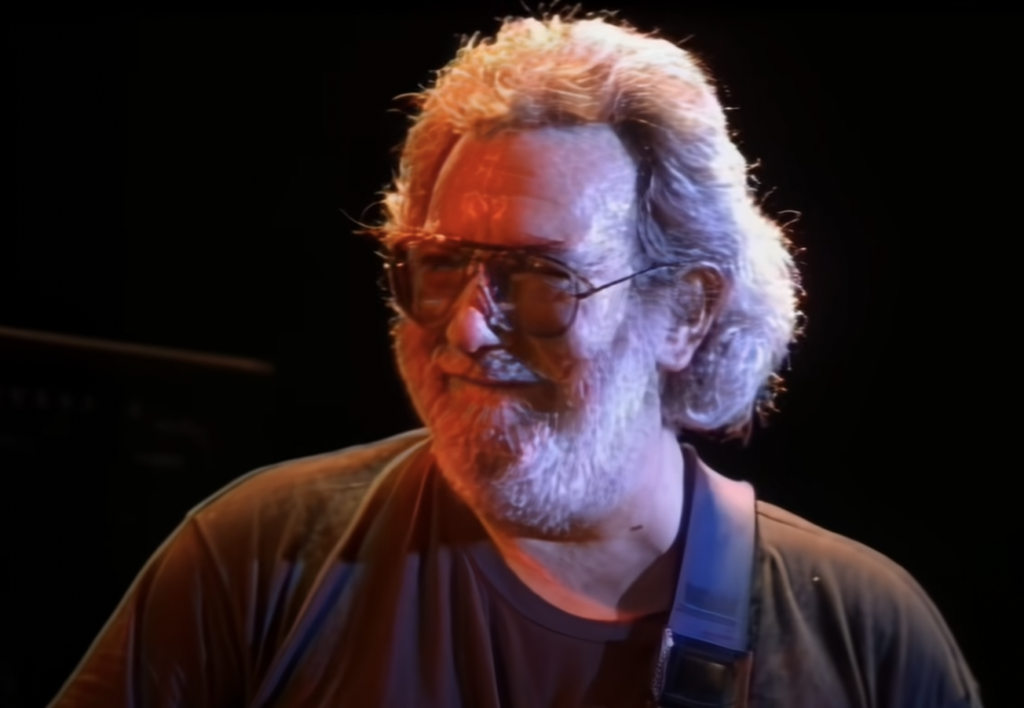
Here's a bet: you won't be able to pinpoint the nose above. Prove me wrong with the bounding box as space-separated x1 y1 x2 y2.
445 271 503 354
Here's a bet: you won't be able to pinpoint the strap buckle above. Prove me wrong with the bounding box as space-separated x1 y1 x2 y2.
653 631 752 708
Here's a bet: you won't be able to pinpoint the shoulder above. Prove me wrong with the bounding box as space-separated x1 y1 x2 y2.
161 428 433 648
183 428 432 555
145 427 432 583
752 501 982 707
756 501 925 607
189 428 431 522
47 430 434 706
754 500 945 650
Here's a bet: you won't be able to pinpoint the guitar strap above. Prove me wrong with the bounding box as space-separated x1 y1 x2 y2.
652 459 757 708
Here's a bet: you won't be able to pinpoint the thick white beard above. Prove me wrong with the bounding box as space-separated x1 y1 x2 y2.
422 329 661 538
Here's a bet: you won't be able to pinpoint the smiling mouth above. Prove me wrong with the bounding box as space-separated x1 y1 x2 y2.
446 373 540 388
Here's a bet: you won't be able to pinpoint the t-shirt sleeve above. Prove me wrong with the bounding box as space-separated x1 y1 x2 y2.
870 566 983 708
753 503 983 708
46 518 247 708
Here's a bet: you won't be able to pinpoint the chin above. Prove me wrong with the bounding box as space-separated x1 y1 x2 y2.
395 325 660 538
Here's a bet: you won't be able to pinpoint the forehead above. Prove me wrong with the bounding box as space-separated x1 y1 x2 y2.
423 125 638 262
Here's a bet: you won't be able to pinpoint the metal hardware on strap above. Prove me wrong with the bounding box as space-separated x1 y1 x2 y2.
652 460 756 708
655 632 752 708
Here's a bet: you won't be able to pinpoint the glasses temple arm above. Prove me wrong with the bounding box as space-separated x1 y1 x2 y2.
577 263 683 299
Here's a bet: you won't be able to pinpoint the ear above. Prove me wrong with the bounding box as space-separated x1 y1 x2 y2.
656 266 726 373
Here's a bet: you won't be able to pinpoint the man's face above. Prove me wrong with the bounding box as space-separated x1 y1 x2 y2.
392 124 665 536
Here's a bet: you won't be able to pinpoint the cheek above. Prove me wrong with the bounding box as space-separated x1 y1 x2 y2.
566 290 632 357
394 321 439 387
393 320 451 424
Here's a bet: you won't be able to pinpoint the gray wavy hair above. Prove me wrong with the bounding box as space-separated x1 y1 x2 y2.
380 15 801 439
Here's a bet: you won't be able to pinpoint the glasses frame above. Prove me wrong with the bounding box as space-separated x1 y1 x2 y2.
383 236 685 337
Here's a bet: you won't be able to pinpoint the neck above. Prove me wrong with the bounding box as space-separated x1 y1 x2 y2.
480 426 686 621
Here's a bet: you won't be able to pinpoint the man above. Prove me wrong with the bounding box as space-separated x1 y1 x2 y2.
50 15 980 708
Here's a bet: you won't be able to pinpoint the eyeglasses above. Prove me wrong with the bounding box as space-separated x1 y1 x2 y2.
384 237 683 338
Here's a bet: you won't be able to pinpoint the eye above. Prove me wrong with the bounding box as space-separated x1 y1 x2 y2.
423 256 462 271
529 264 570 279
413 246 467 272
520 258 575 289
510 272 574 299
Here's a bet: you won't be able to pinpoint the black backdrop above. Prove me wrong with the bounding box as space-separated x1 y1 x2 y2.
10 8 1014 707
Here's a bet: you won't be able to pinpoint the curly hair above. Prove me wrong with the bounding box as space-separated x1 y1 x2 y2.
380 15 801 439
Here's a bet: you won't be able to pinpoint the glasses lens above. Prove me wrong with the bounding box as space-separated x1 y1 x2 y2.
506 268 577 337
390 241 579 336
391 241 471 325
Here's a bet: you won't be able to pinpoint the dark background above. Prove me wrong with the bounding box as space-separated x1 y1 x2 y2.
8 8 1013 707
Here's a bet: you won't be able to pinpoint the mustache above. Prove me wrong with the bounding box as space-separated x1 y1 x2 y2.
432 347 543 383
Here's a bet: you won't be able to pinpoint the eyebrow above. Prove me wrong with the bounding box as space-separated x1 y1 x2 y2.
400 232 607 275
414 233 568 258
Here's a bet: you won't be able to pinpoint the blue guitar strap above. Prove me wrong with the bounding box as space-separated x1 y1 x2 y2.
651 458 757 708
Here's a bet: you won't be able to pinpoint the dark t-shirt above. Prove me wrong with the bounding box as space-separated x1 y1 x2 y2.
48 429 982 708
